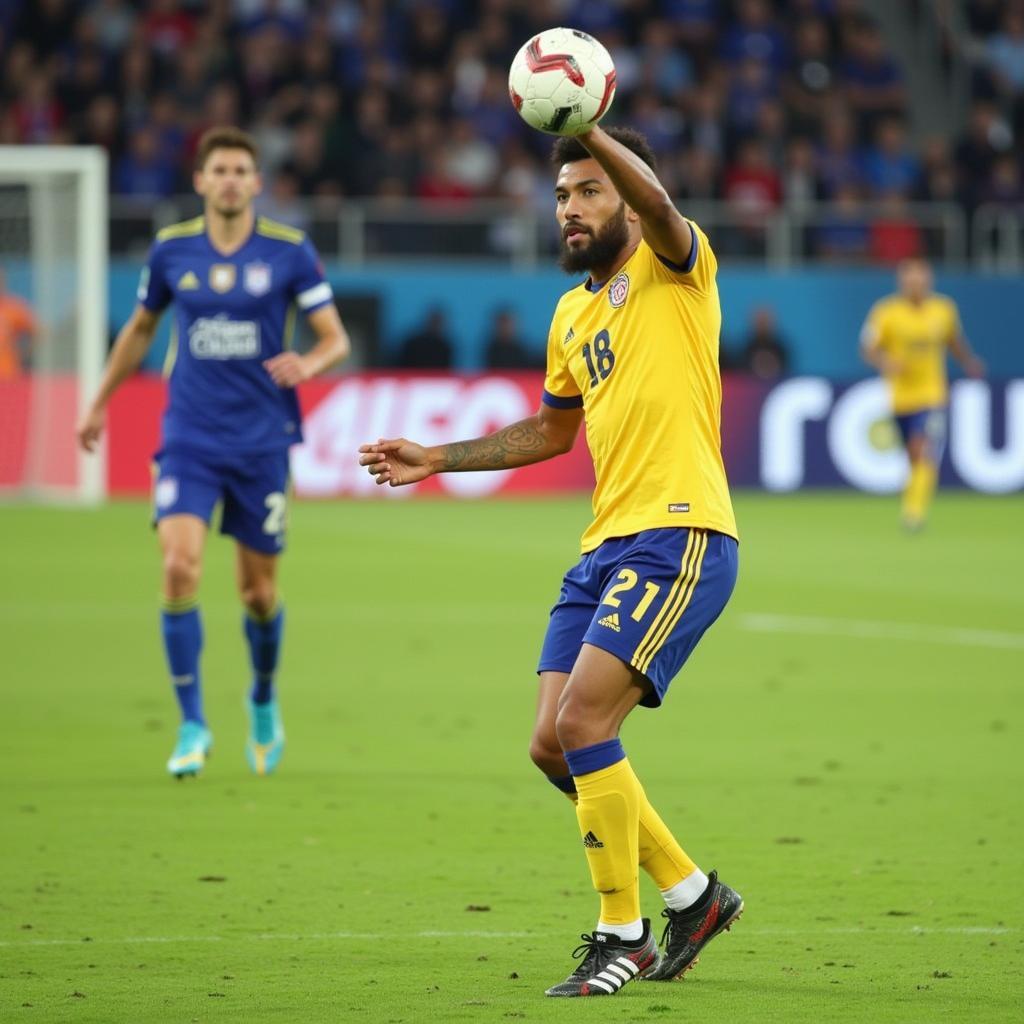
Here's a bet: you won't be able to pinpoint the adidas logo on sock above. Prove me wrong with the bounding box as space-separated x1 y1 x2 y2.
583 830 605 848
597 612 620 632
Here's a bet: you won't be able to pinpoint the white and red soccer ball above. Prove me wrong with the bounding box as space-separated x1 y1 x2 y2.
508 27 617 136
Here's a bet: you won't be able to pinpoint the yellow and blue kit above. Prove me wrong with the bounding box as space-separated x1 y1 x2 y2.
861 292 961 432
537 229 737 703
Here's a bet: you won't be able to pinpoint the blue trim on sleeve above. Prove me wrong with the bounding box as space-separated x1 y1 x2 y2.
655 222 699 274
565 738 625 777
542 389 584 409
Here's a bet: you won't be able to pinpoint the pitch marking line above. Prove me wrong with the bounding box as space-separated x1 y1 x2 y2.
739 613 1024 651
0 926 1013 948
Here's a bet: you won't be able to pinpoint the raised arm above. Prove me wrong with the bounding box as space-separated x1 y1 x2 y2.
576 125 693 267
76 304 161 452
358 402 584 487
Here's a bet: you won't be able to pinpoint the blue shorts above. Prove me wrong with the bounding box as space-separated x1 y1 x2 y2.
538 528 738 707
894 407 946 460
153 447 290 555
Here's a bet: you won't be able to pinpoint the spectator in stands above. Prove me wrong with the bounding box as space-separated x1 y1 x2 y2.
10 70 65 144
814 182 870 261
737 306 789 380
720 0 788 75
984 7 1024 97
954 100 1014 207
722 137 782 256
978 153 1024 206
0 268 38 380
840 17 906 135
636 19 695 99
983 6 1024 136
14 0 77 60
861 117 920 196
816 109 863 197
726 56 777 136
397 308 454 370
483 308 539 370
113 124 177 199
665 0 720 66
785 16 836 134
868 191 924 264
782 137 821 208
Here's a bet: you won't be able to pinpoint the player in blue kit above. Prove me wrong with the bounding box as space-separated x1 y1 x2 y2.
77 127 350 778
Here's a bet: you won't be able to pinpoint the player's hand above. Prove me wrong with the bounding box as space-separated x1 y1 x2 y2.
882 357 905 376
964 355 986 379
264 352 313 388
358 438 433 487
76 405 106 453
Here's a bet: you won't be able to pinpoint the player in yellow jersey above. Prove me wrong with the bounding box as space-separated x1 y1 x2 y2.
861 259 985 530
359 126 743 997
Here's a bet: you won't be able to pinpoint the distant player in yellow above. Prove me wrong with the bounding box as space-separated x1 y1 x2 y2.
861 259 985 530
359 126 743 997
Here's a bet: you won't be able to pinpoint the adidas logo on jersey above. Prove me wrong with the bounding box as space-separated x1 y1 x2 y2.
597 612 620 632
564 327 575 344
583 830 604 848
177 271 200 290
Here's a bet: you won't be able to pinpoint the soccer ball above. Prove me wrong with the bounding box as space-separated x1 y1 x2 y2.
508 27 617 137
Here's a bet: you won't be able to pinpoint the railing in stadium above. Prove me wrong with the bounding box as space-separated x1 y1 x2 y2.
103 196 1024 269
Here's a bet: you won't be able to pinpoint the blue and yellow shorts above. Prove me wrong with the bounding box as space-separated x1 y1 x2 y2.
894 406 946 459
537 527 738 707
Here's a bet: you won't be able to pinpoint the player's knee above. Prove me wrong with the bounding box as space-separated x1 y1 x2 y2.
528 733 565 776
162 548 201 597
554 699 592 753
241 582 276 619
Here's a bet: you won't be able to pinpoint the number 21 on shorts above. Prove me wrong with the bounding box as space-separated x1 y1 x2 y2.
602 568 660 622
262 491 287 536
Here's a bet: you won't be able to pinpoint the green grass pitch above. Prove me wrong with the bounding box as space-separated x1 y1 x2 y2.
2 493 1022 1023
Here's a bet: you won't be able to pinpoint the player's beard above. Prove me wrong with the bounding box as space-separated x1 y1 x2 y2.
558 202 629 275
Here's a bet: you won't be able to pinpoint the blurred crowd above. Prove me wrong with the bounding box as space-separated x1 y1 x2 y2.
3 0 1024 262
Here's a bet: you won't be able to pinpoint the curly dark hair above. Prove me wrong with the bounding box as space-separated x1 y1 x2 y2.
550 127 657 171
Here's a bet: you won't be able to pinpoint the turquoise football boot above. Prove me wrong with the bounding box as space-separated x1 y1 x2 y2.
167 720 213 778
246 699 285 776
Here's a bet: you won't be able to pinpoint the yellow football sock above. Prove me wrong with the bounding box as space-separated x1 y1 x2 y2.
638 791 699 891
573 758 642 926
558 784 697 887
902 459 937 526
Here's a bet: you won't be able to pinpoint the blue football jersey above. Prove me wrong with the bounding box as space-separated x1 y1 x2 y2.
137 215 334 455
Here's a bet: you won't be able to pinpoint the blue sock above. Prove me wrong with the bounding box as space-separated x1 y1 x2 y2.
161 600 204 725
245 605 284 705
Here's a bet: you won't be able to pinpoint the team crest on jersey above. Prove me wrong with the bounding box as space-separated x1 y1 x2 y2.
608 272 629 308
209 263 236 293
243 261 272 297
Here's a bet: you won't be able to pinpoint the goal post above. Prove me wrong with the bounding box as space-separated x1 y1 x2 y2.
0 146 108 504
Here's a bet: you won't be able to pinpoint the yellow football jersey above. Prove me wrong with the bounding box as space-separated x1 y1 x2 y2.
861 294 961 414
543 229 737 553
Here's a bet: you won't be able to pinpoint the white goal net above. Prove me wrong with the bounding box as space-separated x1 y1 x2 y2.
0 147 107 503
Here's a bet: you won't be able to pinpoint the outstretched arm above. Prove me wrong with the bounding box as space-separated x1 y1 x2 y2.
576 125 693 267
76 305 161 452
950 331 985 379
358 402 584 487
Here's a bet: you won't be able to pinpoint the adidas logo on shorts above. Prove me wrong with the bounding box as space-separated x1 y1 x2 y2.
597 612 620 632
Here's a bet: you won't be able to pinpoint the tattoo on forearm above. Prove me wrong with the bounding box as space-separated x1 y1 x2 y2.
442 420 549 470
